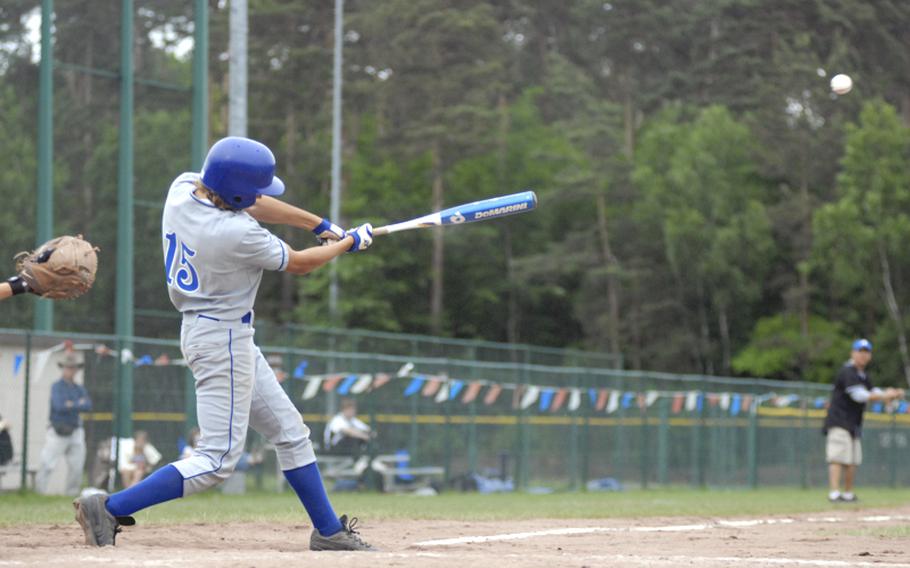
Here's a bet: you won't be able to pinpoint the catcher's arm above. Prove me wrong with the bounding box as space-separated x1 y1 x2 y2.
2 276 30 299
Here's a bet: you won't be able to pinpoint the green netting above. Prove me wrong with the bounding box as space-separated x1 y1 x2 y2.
4 328 908 493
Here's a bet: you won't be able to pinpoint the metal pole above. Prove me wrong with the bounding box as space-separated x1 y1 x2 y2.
328 0 344 322
19 333 32 492
115 0 135 439
191 0 209 170
35 0 54 331
228 0 247 137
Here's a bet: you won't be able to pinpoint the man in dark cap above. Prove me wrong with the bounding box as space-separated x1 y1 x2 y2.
35 353 93 495
824 339 904 502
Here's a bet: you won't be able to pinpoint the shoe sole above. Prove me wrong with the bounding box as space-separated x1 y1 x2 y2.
73 499 99 546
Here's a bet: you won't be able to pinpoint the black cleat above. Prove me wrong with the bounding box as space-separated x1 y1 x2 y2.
72 494 135 546
310 515 377 551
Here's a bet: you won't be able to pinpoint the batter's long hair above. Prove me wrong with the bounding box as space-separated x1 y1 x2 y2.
193 179 237 211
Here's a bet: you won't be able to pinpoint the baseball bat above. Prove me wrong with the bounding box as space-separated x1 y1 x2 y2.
373 191 538 236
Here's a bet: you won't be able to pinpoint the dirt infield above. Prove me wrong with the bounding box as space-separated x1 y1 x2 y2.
2 506 910 567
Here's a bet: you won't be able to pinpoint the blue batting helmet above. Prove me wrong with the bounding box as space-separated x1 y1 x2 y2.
201 137 285 209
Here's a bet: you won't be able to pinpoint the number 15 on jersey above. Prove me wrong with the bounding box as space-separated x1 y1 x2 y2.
164 232 200 293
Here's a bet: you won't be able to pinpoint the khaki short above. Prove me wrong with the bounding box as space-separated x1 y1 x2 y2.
826 427 862 465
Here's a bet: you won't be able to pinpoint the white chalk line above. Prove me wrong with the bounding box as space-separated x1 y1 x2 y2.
413 514 910 547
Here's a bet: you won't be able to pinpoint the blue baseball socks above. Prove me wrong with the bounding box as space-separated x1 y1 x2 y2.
283 462 343 536
105 464 184 517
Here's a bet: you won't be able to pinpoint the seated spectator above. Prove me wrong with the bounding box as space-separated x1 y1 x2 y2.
117 431 162 488
324 399 375 457
0 415 12 466
180 427 201 460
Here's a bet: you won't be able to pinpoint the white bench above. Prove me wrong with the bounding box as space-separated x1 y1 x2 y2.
369 454 444 493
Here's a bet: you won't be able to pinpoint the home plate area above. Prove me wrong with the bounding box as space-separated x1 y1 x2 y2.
2 507 910 567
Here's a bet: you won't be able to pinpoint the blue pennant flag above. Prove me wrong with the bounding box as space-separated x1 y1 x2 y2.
898 401 908 414
336 374 359 396
538 389 555 412
403 375 425 397
588 388 598 406
814 397 826 409
730 394 742 416
13 354 24 376
448 380 465 401
621 392 635 409
293 360 308 379
696 393 704 413
134 355 153 367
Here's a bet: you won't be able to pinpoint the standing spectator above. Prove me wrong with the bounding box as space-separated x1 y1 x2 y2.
35 354 92 495
118 431 162 488
324 399 375 457
823 339 904 502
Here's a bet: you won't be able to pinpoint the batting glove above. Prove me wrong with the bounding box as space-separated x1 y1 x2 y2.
347 223 374 253
312 218 346 245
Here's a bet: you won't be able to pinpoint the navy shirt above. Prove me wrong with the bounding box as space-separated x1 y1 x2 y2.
824 362 872 438
49 379 92 429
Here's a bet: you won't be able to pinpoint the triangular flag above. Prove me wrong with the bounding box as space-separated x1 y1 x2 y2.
520 385 540 410
448 380 464 401
404 375 425 397
350 374 373 394
898 401 908 414
621 392 635 409
293 360 308 379
371 373 391 390
461 382 483 404
302 377 323 400
671 394 684 414
134 355 154 367
645 391 660 408
322 375 344 392
336 374 359 396
538 388 555 412
719 393 731 411
696 393 704 413
707 393 719 408
605 390 620 413
13 354 24 376
741 395 752 411
596 389 611 412
435 383 450 403
685 392 698 412
549 389 568 412
567 389 582 411
422 378 442 397
871 402 883 413
483 384 503 405
730 394 741 416
588 388 598 406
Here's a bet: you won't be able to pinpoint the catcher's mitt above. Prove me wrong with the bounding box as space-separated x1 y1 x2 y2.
15 235 99 299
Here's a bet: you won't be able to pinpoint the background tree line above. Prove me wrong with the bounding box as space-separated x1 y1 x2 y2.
0 0 909 385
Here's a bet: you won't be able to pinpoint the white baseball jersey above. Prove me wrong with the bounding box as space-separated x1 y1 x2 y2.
162 172 317 495
161 172 290 320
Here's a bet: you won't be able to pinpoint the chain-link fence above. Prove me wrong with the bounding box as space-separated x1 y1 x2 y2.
2 327 908 495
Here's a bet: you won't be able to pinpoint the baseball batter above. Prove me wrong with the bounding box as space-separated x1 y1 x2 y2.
73 136 375 551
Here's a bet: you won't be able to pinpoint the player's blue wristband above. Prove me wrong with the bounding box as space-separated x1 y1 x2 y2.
312 218 333 236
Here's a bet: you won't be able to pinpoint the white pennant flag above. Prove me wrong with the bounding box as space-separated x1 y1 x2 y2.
350 374 373 394
719 393 731 411
606 391 621 414
302 377 323 400
645 391 660 408
520 385 540 409
434 383 450 403
685 391 699 412
567 389 582 411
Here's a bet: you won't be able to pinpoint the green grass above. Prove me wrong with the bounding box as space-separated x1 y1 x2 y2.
2 488 909 527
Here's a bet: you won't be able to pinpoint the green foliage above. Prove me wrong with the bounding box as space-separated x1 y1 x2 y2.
733 315 848 382
2 1 910 383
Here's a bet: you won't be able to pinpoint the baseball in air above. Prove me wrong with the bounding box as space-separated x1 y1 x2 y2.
830 74 853 95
